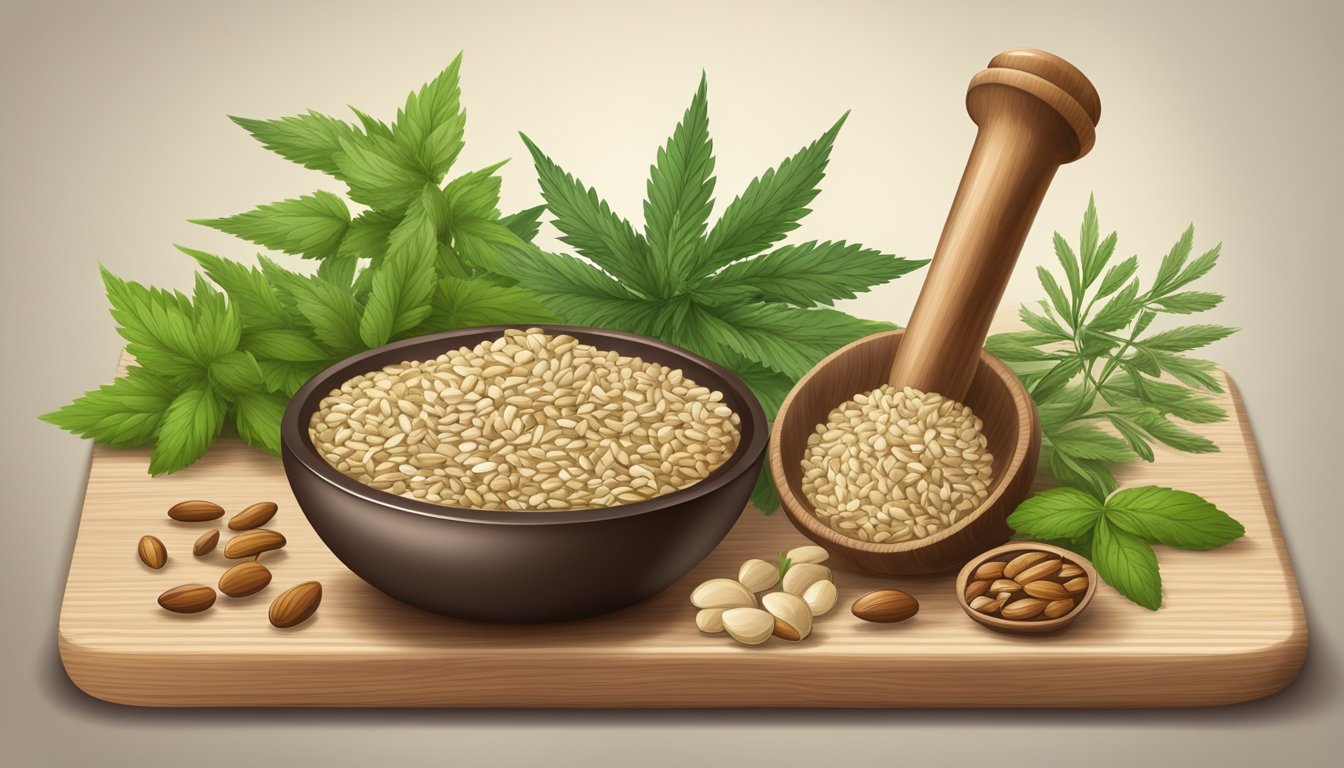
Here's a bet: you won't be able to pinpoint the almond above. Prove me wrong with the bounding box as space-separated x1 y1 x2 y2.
1000 597 1047 620
158 584 216 613
969 595 997 613
1044 598 1076 619
1058 563 1085 579
228 501 278 530
1002 551 1048 579
223 529 287 559
137 535 167 569
1063 576 1090 594
192 529 219 556
850 589 919 623
1023 580 1070 600
989 578 1021 594
974 560 1006 580
167 500 225 522
269 581 322 628
964 579 990 601
219 561 272 597
1013 558 1062 584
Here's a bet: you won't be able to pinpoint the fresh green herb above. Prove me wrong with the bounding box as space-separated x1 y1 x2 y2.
1008 485 1244 609
986 197 1237 501
777 552 793 581
505 76 927 511
42 56 554 473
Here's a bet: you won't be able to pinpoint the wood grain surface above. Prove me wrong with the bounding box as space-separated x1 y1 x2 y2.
57 364 1306 708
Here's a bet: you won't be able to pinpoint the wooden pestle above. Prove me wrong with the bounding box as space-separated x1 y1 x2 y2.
887 50 1102 401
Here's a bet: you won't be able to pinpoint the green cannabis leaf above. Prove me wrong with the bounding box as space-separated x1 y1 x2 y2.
986 196 1236 502
43 55 555 473
1008 485 1244 609
507 76 927 511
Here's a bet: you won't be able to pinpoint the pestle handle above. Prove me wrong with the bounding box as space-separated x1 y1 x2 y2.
887 49 1101 400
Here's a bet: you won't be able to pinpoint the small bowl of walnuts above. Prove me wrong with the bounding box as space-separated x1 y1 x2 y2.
955 542 1097 634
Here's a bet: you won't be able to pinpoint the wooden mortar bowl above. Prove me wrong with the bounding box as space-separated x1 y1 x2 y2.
770 330 1040 575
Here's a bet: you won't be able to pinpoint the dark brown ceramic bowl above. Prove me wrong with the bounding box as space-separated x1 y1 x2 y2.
281 326 768 623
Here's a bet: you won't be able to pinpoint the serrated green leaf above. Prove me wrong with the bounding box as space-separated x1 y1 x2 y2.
1151 351 1223 392
316 253 358 288
704 240 925 308
338 210 399 263
1103 486 1244 550
1140 324 1237 353
101 267 207 378
1128 411 1219 453
644 74 716 290
1037 266 1073 325
1151 291 1223 314
727 356 795 420
257 358 325 394
1030 357 1084 402
704 303 888 379
334 133 430 213
500 205 546 243
1088 279 1142 333
443 163 504 224
1106 378 1227 423
229 110 359 178
393 55 465 181
148 385 227 475
520 133 657 297
1152 224 1194 294
1048 448 1117 503
1007 487 1104 540
1019 305 1070 339
700 114 846 275
348 105 392 140
39 366 178 447
179 247 290 332
1092 517 1162 610
420 275 556 331
1105 415 1156 462
1163 244 1221 294
208 350 264 395
234 392 288 455
281 274 364 354
1094 254 1138 300
359 186 439 346
1052 232 1082 309
1047 424 1135 462
1078 194 1101 286
242 329 331 362
193 191 350 260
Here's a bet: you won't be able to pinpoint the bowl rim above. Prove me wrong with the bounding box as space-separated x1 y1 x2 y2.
281 324 768 527
952 542 1099 632
770 328 1038 554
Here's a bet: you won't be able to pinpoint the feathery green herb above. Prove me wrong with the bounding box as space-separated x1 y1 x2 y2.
986 197 1237 502
42 55 554 473
506 76 927 511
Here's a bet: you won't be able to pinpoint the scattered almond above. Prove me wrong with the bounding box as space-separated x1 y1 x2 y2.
851 589 919 623
137 535 167 569
269 581 322 628
228 501 278 530
192 529 219 556
223 529 287 559
167 500 224 522
158 584 216 614
219 561 272 597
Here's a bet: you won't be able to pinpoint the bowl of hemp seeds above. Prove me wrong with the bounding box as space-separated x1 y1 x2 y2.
281 326 767 622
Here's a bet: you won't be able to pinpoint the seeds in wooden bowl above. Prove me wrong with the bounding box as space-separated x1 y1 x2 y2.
308 328 742 511
800 385 994 543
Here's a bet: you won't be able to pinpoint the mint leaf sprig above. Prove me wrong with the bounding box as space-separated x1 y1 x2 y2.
1008 486 1244 609
42 55 554 474
987 197 1237 501
506 76 928 512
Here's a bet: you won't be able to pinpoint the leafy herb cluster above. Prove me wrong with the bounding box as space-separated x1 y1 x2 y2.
507 77 927 510
986 198 1237 502
1008 485 1244 609
42 56 554 473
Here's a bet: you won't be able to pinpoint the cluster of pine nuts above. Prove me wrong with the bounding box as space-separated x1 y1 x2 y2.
690 545 838 645
801 385 993 543
309 329 741 511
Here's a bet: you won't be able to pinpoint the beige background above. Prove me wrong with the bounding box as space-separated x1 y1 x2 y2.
2 0 1340 764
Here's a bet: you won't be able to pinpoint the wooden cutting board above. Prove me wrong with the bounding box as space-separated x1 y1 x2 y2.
57 367 1306 707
